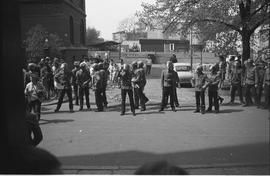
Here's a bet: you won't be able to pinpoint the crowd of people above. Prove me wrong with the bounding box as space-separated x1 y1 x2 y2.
23 54 270 121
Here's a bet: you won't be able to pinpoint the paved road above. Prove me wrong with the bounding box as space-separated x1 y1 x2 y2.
39 79 269 174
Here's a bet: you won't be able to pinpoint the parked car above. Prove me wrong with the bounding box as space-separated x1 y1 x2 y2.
173 63 193 87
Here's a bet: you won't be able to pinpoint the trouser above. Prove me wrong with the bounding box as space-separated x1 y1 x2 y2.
56 88 73 111
165 87 179 107
146 65 152 75
256 85 263 106
134 87 139 108
121 89 135 114
230 84 243 102
95 89 103 111
28 122 43 146
101 88 108 106
244 84 257 105
134 87 146 110
79 86 90 109
29 99 41 121
208 90 219 111
264 84 270 109
161 87 175 109
73 84 79 105
195 91 205 111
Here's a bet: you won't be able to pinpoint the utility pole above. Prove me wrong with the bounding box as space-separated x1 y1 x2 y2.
190 28 193 71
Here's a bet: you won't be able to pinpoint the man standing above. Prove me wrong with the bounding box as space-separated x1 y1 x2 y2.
92 63 104 112
170 54 178 63
76 62 91 111
54 63 74 113
159 61 177 112
72 61 80 105
118 64 136 116
98 62 108 108
243 58 257 107
146 55 153 76
263 58 270 110
255 57 266 108
131 61 139 109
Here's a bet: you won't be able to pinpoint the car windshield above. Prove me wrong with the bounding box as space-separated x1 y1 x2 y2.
175 65 191 71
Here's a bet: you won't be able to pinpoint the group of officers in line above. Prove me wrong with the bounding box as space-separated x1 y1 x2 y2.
24 54 270 122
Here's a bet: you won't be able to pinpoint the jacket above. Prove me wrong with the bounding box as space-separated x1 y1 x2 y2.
54 70 73 89
192 72 207 91
76 69 91 88
160 69 178 88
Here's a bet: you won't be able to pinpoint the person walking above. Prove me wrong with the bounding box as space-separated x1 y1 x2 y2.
76 62 91 111
54 63 74 113
159 61 178 112
72 61 80 105
118 64 136 116
191 65 207 114
146 55 153 76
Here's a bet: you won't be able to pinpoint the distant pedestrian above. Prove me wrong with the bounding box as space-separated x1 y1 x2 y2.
170 54 178 63
92 63 104 112
255 57 266 108
72 61 80 105
263 58 270 110
146 55 153 75
98 62 108 108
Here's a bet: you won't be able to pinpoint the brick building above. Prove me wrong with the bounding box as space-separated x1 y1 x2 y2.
19 0 87 66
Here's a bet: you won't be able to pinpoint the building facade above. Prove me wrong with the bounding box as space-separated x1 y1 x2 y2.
20 0 87 65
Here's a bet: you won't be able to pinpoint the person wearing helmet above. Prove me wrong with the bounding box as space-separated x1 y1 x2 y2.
98 62 108 108
72 61 80 105
92 63 104 112
229 59 244 104
191 65 207 114
205 64 221 113
243 58 257 107
76 62 91 111
118 64 136 116
159 61 178 112
255 57 266 108
54 63 74 113
263 57 270 110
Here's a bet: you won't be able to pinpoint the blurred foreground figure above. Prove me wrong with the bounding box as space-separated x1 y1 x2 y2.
0 146 62 174
135 161 188 175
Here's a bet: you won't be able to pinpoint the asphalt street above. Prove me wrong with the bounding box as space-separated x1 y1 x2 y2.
39 78 269 174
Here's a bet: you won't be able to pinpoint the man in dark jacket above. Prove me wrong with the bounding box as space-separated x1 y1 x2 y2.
92 63 104 112
170 54 177 63
98 62 108 108
255 57 266 108
54 63 74 113
72 61 80 105
76 62 91 111
159 61 178 112
118 64 136 116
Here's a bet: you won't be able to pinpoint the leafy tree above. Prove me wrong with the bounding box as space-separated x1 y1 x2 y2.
25 24 63 60
86 27 104 44
118 15 148 33
138 0 270 61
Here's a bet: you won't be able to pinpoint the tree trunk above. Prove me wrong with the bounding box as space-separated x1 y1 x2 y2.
241 31 251 62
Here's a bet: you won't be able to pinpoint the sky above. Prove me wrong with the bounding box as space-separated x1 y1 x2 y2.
85 0 155 40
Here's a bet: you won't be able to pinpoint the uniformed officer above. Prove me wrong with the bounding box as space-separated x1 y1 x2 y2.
191 65 207 114
98 62 108 108
263 58 270 110
205 64 221 113
92 63 104 112
76 62 91 111
54 63 74 113
243 58 257 107
255 57 266 108
72 61 80 105
229 58 244 104
159 61 177 112
118 64 136 116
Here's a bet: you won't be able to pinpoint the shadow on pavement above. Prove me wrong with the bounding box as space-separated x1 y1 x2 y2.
58 142 269 168
39 119 74 125
42 110 73 115
219 109 244 114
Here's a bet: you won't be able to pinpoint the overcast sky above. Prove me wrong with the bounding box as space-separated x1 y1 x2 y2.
85 0 155 40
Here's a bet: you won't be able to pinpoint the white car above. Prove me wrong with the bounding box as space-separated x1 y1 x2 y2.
173 63 193 87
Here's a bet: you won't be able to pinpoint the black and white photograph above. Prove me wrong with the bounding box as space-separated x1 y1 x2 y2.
1 0 270 175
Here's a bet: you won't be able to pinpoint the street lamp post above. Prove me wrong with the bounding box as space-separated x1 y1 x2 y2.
190 28 193 71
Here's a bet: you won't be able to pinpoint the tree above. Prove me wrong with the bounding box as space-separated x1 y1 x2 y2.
86 27 104 44
138 0 270 61
25 24 63 60
118 15 148 33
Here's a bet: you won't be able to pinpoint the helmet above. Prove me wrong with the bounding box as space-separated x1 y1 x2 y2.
137 61 144 68
79 62 86 68
28 63 37 71
74 61 80 66
92 63 99 71
60 63 68 69
98 62 104 70
209 64 218 72
123 64 130 71
131 61 138 67
196 65 203 72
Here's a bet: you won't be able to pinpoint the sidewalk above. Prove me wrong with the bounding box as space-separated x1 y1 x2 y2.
62 163 269 175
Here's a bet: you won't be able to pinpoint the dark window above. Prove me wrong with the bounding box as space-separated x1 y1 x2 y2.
80 19 85 45
69 16 74 44
80 0 84 10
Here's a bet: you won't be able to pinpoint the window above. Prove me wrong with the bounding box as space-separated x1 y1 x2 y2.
175 65 191 72
69 16 74 44
170 43 174 51
80 19 85 45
